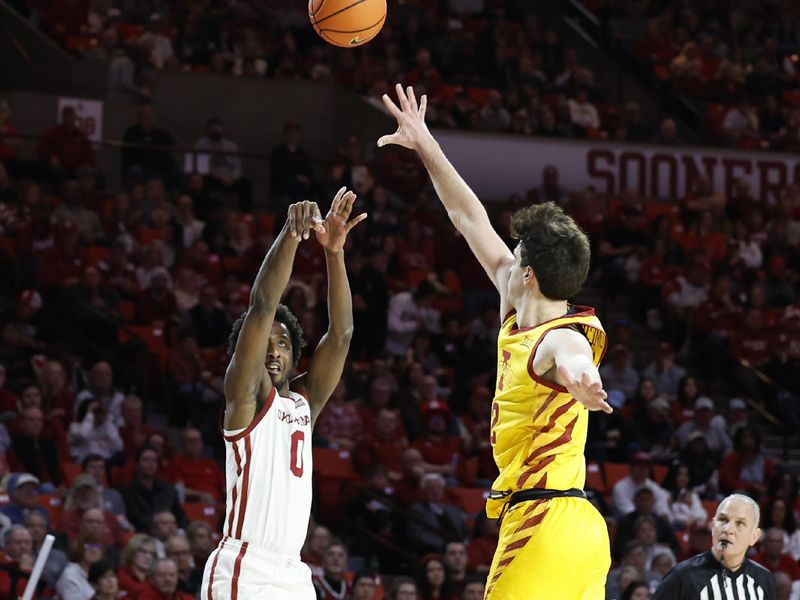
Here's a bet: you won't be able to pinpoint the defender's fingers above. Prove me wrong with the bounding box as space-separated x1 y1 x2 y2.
419 94 428 120
346 213 368 231
377 133 402 148
395 83 411 111
331 186 346 213
557 365 575 387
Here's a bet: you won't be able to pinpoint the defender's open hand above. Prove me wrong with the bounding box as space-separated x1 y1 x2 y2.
557 365 613 414
377 83 432 151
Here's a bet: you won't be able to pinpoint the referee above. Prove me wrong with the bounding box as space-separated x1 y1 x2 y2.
654 494 776 599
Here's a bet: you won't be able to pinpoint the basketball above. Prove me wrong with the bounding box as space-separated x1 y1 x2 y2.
309 0 387 48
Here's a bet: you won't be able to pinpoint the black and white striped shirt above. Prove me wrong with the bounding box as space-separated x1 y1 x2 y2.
654 551 777 600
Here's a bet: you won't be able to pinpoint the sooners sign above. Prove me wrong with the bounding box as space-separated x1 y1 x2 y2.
57 97 103 143
435 130 800 204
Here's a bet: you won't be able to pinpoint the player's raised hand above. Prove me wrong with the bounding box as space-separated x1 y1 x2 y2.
288 200 326 240
557 365 613 414
316 186 367 252
377 83 432 151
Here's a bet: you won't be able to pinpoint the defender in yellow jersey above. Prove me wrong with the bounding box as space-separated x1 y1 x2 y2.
380 84 614 599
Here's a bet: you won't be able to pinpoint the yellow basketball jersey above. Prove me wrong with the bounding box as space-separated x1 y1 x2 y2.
486 306 607 519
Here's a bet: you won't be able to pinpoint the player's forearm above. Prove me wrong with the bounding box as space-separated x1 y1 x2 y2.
417 138 490 232
324 249 354 340
250 221 300 310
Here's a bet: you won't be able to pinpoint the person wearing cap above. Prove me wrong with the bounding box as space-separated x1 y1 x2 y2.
612 452 671 519
654 494 776 599
412 399 463 483
600 343 640 401
676 396 733 460
643 342 686 398
60 474 125 549
725 397 750 438
138 13 175 69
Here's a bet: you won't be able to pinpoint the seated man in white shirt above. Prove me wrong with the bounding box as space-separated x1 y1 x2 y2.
612 451 671 519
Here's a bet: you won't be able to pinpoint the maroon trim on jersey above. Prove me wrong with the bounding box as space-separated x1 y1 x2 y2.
235 436 252 539
526 320 607 392
223 386 277 442
231 541 248 600
506 305 596 336
206 537 227 600
227 442 243 536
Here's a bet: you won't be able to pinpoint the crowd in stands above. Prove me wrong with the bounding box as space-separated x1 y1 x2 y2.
0 2 797 600
586 0 800 149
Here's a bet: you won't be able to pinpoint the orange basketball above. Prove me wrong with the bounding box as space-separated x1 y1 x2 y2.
309 0 387 48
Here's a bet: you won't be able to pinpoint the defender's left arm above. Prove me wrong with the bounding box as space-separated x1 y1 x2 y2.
540 328 613 414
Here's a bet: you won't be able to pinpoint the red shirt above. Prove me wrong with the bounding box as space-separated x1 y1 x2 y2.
139 584 194 600
171 454 225 501
59 508 124 548
751 552 799 579
353 435 408 475
412 436 462 467
37 124 95 170
729 331 774 367
118 567 151 597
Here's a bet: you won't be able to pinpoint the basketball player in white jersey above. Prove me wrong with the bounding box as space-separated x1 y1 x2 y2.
201 187 366 599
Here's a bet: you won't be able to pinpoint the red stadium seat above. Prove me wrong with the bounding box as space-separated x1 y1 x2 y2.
37 494 63 525
313 448 356 479
702 499 719 521
604 463 630 490
62 462 82 486
447 487 488 515
585 461 606 493
183 502 221 529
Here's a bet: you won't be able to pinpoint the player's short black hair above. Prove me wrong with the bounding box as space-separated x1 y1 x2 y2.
228 303 306 367
509 202 591 300
135 444 159 462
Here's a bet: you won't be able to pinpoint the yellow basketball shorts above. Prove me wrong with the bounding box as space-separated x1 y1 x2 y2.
484 497 610 599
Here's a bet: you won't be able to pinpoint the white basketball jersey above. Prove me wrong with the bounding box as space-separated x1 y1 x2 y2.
222 386 313 556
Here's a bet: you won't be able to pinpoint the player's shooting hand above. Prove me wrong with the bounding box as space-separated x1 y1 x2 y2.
288 200 326 240
315 186 367 252
377 83 432 152
557 365 613 414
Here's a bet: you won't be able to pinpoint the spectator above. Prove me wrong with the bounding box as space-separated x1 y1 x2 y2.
633 515 676 570
678 432 720 498
466 515 499 576
138 14 175 69
388 576 419 600
0 525 34 598
119 395 156 457
662 463 707 530
68 398 124 463
607 566 642 600
351 571 378 600
60 476 124 549
722 97 760 143
270 122 314 204
642 342 686 398
186 521 214 572
600 344 640 402
165 534 201 596
141 557 193 600
533 165 570 210
7 406 63 485
37 106 95 176
621 580 652 600
612 452 671 519
443 541 468 594
607 541 661 600
315 380 363 450
724 398 750 438
312 540 350 600
412 400 463 482
173 196 205 250
65 267 120 343
386 281 440 356
167 332 207 426
121 445 186 532
82 453 128 519
56 533 106 600
762 498 800 562
75 362 126 426
192 117 251 210
87 559 120 600
150 511 178 558
171 427 224 503
301 524 331 578
415 554 456 600
394 447 427 505
461 576 485 600
118 534 157 597
121 102 176 184
568 87 600 130
0 474 47 525
719 427 777 498
186 285 229 349
134 267 178 325
52 179 104 243
479 90 511 132
25 510 67 587
751 528 800 580
614 487 679 560
675 397 732 460
407 473 468 554
653 118 681 145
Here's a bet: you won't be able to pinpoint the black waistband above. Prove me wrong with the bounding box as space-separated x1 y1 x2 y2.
507 488 586 508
